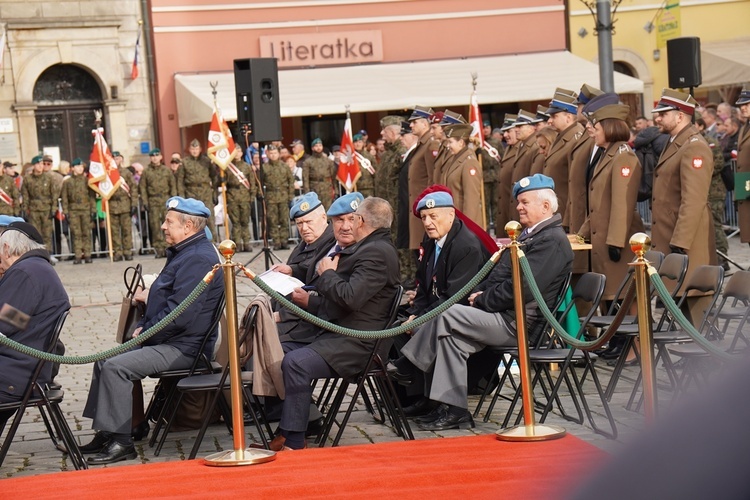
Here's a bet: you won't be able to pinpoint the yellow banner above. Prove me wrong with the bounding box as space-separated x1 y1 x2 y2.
656 1 681 48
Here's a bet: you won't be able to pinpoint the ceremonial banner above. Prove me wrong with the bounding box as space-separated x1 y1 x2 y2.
337 114 360 192
469 90 500 161
131 29 141 80
207 104 236 171
88 128 122 200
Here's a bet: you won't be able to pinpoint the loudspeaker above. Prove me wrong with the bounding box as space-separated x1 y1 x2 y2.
667 37 702 88
233 58 282 143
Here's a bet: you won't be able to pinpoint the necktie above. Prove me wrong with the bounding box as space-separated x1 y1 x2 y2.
328 244 342 258
434 245 441 265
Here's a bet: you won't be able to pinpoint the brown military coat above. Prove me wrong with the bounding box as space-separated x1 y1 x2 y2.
651 124 716 293
408 131 440 248
495 144 517 231
508 140 534 222
736 122 750 242
544 121 585 223
432 140 451 186
578 142 644 299
529 141 545 176
565 133 595 232
440 147 483 226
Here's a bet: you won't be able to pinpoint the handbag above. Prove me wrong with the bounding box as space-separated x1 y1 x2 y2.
116 264 147 344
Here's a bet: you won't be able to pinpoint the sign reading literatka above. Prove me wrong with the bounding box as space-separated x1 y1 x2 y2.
260 31 383 68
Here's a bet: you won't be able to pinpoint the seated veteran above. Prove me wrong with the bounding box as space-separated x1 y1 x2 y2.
80 197 225 465
389 174 573 430
0 222 70 431
270 195 400 451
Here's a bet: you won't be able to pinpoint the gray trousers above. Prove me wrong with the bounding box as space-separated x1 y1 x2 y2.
401 304 516 409
82 344 190 434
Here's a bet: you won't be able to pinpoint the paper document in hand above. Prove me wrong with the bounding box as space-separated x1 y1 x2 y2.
258 270 305 296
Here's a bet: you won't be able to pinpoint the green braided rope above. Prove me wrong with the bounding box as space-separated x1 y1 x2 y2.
648 268 736 360
245 252 501 339
519 253 636 350
0 280 211 364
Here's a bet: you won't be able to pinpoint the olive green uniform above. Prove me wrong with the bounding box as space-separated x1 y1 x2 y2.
61 173 96 259
705 134 728 258
139 162 176 255
226 159 257 251
21 171 56 251
183 154 218 241
0 173 20 216
303 153 336 210
376 139 406 240
171 164 186 197
356 150 377 198
262 159 295 249
108 167 137 260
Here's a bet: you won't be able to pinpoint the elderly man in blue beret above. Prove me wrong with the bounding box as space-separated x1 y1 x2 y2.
389 174 573 430
80 197 224 465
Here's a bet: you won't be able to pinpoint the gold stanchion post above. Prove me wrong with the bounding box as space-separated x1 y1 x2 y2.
204 240 276 466
497 221 566 442
629 232 657 421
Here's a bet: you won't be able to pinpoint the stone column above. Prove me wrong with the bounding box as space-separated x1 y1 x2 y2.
13 103 39 163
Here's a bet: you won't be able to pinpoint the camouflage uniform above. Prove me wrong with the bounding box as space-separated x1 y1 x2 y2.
356 150 377 198
0 171 20 216
61 172 96 260
183 154 218 241
226 159 257 251
705 133 729 258
262 159 295 249
22 171 56 251
303 153 336 210
108 167 137 260
139 162 176 255
376 139 406 240
171 164 186 197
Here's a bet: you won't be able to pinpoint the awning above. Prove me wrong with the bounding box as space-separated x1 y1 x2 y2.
700 38 750 88
174 50 644 128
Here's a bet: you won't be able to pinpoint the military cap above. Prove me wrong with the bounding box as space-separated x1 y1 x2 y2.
547 89 579 115
112 151 123 158
409 105 434 121
416 191 453 212
380 116 403 129
512 173 555 199
576 84 604 105
189 138 201 148
483 120 491 127
535 105 551 121
332 145 341 152
736 85 750 106
0 215 24 227
400 121 413 136
31 155 43 164
429 111 445 124
327 192 364 217
149 148 161 156
500 114 518 132
652 88 698 115
439 110 467 126
587 104 631 126
266 144 279 151
514 110 537 127
3 161 16 168
42 155 53 163
358 129 368 136
71 158 83 166
353 133 364 142
169 157 181 164
290 139 303 147
166 196 211 218
311 138 322 146
582 93 624 125
443 123 473 140
290 192 322 220
6 221 44 245
492 127 503 135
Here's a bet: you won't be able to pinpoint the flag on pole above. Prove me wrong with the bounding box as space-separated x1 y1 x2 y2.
131 29 141 80
206 103 236 171
88 128 122 200
470 89 500 161
337 113 361 192
0 25 7 84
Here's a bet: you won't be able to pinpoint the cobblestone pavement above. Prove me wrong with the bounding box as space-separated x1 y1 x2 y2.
2 235 749 478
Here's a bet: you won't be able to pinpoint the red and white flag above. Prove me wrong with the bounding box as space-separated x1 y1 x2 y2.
470 90 500 161
337 113 361 192
131 29 140 80
207 104 236 171
88 128 122 200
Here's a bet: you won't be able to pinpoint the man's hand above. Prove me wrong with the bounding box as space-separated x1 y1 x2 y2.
272 263 293 276
316 254 339 275
132 326 143 338
608 245 622 262
670 245 686 255
273 311 281 322
403 289 416 306
291 287 310 309
468 291 483 307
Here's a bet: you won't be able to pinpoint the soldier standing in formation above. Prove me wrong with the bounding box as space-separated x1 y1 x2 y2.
60 158 96 264
0 157 20 216
377 116 407 272
303 138 336 210
226 144 257 252
262 144 295 250
108 156 137 261
182 139 218 241
21 155 57 257
439 123 483 225
139 148 176 258
736 87 750 246
495 114 517 230
508 111 537 223
353 133 376 198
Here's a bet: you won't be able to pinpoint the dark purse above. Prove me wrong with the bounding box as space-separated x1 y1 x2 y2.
116 264 147 344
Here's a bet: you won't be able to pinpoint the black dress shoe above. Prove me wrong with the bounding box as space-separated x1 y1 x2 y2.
87 440 137 465
79 431 112 454
305 417 325 437
124 255 133 261
419 408 475 431
386 362 414 386
131 421 150 441
402 398 440 418
600 345 623 360
414 404 448 425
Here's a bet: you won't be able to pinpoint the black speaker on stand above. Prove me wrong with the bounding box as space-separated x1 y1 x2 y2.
666 37 702 89
233 58 284 271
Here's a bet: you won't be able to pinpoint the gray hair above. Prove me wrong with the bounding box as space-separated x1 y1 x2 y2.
174 211 207 234
0 229 46 257
359 197 393 229
535 188 559 213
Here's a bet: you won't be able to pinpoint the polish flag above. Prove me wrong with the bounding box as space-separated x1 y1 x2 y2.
337 115 361 192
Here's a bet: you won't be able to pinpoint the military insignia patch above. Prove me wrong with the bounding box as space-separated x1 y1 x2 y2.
425 199 435 208
432 150 438 157
692 157 703 169
168 199 179 208
618 144 629 153
300 202 310 211
350 200 359 210
520 177 530 188
470 168 477 176
621 166 631 177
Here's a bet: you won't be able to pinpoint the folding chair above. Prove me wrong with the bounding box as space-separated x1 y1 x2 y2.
0 310 86 470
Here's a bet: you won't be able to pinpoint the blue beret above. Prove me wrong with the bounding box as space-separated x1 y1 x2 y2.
513 174 555 199
290 192 322 220
31 155 44 164
416 192 454 212
0 215 24 227
166 196 210 218
311 138 322 146
327 192 364 217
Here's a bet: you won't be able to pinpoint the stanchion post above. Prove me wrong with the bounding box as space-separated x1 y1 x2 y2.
629 232 657 421
497 221 566 442
205 240 275 466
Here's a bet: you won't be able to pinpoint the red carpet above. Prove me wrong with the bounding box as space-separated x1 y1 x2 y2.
5 434 605 499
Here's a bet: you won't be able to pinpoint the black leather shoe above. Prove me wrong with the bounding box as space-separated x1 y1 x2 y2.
131 421 150 441
87 440 137 465
418 408 475 431
124 255 133 261
414 404 448 425
386 362 414 386
305 417 325 437
79 431 112 454
600 345 623 360
402 398 439 418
